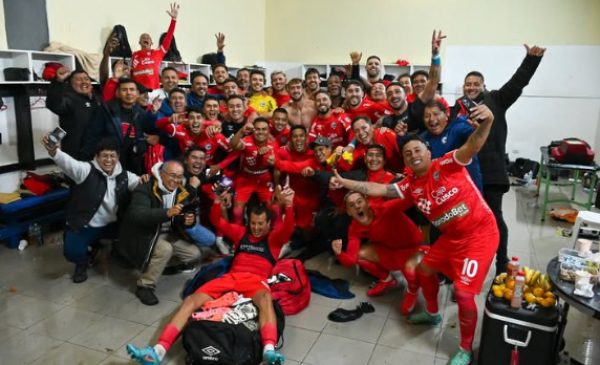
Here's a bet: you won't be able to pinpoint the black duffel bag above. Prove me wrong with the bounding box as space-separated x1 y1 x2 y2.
3 67 30 81
182 301 285 365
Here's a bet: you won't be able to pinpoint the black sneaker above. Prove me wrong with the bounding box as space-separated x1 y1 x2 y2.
72 263 88 283
135 286 159 306
162 265 182 276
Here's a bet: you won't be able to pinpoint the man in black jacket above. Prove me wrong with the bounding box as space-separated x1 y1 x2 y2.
452 44 546 275
82 78 156 175
46 67 100 159
119 160 201 305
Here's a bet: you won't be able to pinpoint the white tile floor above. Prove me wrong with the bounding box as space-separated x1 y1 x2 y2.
0 186 599 365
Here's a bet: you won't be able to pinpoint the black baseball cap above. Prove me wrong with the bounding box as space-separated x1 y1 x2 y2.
310 136 332 149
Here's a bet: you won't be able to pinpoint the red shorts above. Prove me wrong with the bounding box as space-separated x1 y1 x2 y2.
294 195 319 229
422 222 499 295
376 245 428 273
234 172 273 203
196 272 270 299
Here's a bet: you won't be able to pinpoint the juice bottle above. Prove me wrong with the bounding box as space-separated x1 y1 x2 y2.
507 256 519 278
511 271 525 309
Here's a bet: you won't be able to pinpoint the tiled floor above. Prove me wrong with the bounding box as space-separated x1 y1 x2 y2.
0 185 599 365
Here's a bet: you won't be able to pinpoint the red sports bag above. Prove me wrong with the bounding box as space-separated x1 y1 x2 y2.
550 138 595 165
269 259 311 315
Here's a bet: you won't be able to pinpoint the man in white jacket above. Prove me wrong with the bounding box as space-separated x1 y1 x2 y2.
43 135 145 283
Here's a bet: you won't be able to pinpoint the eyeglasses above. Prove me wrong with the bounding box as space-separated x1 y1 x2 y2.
163 172 184 181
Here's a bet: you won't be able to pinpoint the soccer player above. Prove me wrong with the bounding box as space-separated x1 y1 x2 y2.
131 3 179 91
271 108 291 148
270 71 291 107
283 78 317 129
127 186 295 365
309 91 352 148
331 103 498 365
332 191 438 315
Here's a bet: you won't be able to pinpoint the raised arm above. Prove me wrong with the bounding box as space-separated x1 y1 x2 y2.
495 44 545 109
455 104 495 164
215 32 226 64
330 169 400 198
418 30 446 103
160 2 179 53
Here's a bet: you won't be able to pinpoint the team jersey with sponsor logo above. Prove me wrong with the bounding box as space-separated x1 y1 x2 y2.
393 150 493 236
309 112 352 148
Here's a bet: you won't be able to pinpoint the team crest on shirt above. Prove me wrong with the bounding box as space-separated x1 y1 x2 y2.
331 122 337 129
442 136 448 144
417 198 432 215
433 171 440 180
205 144 212 151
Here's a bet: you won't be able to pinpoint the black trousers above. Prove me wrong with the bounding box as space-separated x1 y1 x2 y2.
483 184 509 274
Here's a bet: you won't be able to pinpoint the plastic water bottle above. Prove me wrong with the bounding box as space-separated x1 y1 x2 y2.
28 223 44 246
511 271 526 309
507 256 519 278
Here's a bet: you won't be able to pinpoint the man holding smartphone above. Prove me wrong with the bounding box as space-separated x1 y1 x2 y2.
452 44 546 275
42 135 144 283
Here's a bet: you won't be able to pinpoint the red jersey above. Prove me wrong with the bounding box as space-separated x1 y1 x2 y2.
393 150 494 236
210 203 295 277
207 86 224 96
337 199 423 267
220 104 256 119
130 19 176 90
271 126 291 148
156 118 229 163
273 92 291 107
218 136 276 175
346 98 389 123
352 129 402 172
276 146 319 198
309 112 352 148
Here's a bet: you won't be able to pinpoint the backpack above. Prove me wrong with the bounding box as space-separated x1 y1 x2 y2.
550 138 595 165
508 158 540 179
269 259 311 315
182 256 233 298
182 300 285 365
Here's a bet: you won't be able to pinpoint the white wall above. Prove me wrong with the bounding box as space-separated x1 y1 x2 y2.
46 0 267 66
0 0 6 49
443 45 600 161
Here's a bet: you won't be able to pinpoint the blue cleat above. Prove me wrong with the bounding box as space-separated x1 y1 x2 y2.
263 349 285 365
448 348 472 365
126 343 161 365
407 311 442 325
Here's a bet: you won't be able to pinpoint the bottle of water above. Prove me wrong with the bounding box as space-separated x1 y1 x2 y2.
28 223 43 246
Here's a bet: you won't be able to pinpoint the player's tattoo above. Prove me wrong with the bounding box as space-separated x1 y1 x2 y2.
351 182 370 195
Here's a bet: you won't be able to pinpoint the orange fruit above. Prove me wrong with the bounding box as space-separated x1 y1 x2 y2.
524 293 537 304
504 289 514 301
505 279 515 290
492 288 504 298
533 287 545 297
544 292 555 299
540 297 556 308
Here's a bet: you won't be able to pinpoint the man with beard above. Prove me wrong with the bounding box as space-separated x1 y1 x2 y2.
309 91 352 148
351 116 402 173
275 126 320 241
186 72 209 109
270 71 291 107
131 3 179 91
271 108 291 148
283 78 317 129
304 68 322 100
349 53 390 91
248 70 277 117
327 73 345 108
150 67 181 116
213 118 278 224
343 81 389 123
452 44 546 275
332 191 438 316
236 68 251 96
207 64 229 96
379 82 410 135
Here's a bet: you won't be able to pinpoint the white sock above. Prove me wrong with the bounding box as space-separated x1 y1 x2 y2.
153 344 166 360
263 344 275 353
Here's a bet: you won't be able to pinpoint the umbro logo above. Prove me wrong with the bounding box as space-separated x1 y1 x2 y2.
202 346 221 356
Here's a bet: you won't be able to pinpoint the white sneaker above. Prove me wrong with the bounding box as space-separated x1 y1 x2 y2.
215 237 231 256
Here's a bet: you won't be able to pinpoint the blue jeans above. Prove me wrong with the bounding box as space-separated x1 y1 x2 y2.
63 223 117 264
185 223 216 248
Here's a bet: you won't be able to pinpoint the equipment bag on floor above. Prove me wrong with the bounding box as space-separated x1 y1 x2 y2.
182 300 285 365
269 258 311 315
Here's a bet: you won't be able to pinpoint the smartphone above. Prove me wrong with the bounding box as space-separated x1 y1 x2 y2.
47 126 67 148
459 96 478 115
